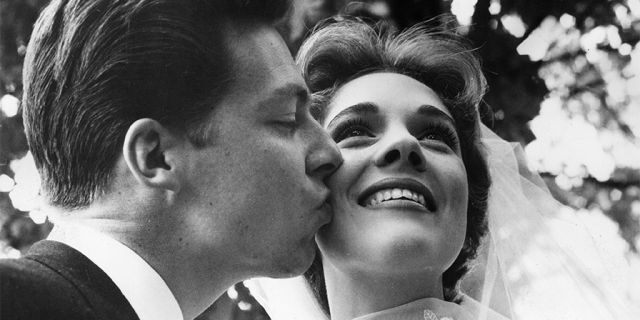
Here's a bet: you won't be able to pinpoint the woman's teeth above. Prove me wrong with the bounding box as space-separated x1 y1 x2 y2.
365 188 426 207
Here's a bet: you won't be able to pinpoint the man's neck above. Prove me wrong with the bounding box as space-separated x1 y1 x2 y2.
49 212 239 320
323 261 444 320
144 235 240 320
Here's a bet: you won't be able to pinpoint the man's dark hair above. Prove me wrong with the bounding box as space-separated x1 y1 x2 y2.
297 17 491 313
22 0 290 208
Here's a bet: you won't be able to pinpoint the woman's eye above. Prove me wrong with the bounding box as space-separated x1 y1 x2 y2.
344 128 368 138
419 126 459 149
422 132 446 142
333 120 374 143
335 127 372 142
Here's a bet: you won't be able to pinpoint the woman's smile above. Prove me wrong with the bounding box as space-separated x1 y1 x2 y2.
357 177 436 212
363 189 426 208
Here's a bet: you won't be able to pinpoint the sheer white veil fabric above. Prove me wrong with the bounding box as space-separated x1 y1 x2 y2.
479 125 640 320
247 125 640 320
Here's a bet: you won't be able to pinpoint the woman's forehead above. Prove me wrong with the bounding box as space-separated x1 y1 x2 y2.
324 72 451 124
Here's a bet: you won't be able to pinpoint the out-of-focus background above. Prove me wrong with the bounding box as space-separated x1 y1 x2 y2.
1 0 639 319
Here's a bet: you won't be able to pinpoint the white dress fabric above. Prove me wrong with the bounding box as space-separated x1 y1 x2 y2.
352 295 509 320
247 125 640 320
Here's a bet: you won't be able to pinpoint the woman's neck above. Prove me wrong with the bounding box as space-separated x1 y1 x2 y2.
323 261 444 320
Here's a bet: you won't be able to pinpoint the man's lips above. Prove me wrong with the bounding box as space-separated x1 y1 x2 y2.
357 178 436 212
316 201 332 221
315 191 333 224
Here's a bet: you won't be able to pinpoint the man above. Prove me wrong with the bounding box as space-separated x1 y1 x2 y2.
0 0 341 319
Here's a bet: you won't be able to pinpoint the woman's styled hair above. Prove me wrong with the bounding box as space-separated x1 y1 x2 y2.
299 17 491 312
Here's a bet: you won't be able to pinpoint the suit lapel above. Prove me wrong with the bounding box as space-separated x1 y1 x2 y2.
26 240 139 320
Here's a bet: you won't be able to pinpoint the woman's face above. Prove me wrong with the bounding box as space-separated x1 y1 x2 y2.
318 72 468 276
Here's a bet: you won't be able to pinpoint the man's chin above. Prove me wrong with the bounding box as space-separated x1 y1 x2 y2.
267 246 316 278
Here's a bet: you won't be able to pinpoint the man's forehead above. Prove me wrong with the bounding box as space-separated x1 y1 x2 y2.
213 23 309 117
224 23 289 66
223 24 302 87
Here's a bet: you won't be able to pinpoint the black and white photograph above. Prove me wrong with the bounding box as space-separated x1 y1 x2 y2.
1 0 639 319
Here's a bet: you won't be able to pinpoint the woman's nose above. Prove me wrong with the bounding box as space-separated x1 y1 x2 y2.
373 134 427 172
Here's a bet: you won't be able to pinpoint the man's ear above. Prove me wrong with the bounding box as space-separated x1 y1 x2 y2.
123 118 181 192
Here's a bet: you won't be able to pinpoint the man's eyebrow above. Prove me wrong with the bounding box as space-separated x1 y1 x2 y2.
326 102 379 130
258 83 309 110
417 104 455 124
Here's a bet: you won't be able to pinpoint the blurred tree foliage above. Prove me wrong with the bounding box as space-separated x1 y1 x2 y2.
2 0 639 319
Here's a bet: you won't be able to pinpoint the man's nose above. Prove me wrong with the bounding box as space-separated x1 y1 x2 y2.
373 131 427 172
305 123 343 180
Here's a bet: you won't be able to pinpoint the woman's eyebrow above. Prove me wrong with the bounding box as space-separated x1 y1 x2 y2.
326 102 379 130
416 104 455 124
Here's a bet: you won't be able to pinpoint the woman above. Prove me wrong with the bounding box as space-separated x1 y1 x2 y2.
301 18 494 320
253 17 501 320
250 17 640 320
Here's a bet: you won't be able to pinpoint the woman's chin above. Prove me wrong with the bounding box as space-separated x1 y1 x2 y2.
318 203 465 276
369 238 446 272
326 236 452 276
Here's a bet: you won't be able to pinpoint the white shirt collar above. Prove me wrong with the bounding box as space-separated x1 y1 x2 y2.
48 224 184 320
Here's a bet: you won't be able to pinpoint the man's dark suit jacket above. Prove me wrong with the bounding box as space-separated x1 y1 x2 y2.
0 240 139 320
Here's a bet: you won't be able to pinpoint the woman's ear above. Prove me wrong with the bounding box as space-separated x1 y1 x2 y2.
123 118 181 192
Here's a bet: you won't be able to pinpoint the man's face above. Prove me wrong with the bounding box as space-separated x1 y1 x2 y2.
178 23 341 278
